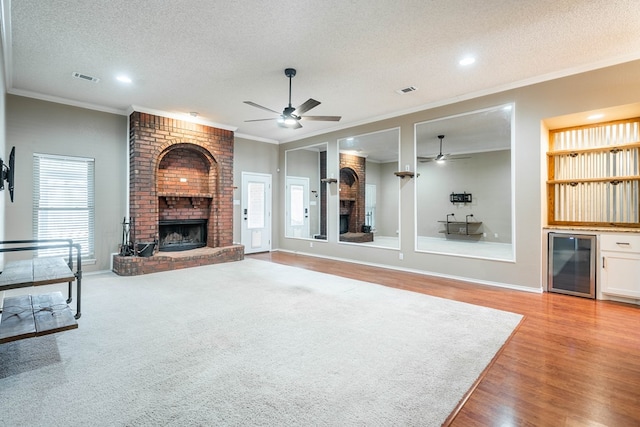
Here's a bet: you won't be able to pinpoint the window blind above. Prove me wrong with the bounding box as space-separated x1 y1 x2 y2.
33 153 95 258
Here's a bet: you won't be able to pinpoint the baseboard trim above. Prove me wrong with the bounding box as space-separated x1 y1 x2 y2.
274 249 542 294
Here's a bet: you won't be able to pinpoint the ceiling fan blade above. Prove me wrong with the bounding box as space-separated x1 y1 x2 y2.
301 115 342 122
417 156 434 162
245 118 279 122
243 101 280 115
295 98 320 115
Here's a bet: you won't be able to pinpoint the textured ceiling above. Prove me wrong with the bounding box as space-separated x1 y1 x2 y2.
3 0 640 143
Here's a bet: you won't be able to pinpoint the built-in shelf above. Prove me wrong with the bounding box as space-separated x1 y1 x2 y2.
547 119 640 227
546 141 640 157
394 171 415 178
547 175 640 185
321 178 338 183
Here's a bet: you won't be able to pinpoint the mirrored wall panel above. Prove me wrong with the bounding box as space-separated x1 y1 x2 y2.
415 105 514 260
338 128 400 249
285 143 328 240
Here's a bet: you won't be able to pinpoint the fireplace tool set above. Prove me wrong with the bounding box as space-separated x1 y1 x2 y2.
119 217 134 256
119 217 157 257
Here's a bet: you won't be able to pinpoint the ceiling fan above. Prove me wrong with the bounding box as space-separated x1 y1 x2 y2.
418 135 470 163
244 68 341 129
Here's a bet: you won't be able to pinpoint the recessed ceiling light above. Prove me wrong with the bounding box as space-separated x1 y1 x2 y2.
459 57 476 66
116 75 132 84
588 113 604 120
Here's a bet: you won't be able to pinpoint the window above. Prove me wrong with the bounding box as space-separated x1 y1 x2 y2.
33 154 95 258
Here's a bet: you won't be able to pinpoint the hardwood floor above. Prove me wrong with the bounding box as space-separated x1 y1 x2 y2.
249 251 640 427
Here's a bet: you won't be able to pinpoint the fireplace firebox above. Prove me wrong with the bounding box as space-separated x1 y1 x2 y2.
340 215 349 234
159 220 207 252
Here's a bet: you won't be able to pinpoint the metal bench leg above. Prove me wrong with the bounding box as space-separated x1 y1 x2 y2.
67 281 73 304
74 275 81 319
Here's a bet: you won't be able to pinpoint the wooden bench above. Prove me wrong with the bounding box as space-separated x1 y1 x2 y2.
0 240 82 344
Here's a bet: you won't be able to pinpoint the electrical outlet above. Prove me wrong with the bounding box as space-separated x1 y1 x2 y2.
483 232 487 237
494 233 499 238
399 253 404 260
309 242 313 248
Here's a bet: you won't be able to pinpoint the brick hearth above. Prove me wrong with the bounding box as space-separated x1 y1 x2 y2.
113 112 243 276
113 246 244 276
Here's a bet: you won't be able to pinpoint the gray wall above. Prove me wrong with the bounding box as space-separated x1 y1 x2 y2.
285 148 321 236
5 95 127 271
4 60 640 290
232 137 279 246
0 43 5 256
378 161 399 237
278 60 640 291
416 150 512 242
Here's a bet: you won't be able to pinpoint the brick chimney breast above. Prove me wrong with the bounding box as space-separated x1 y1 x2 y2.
128 112 234 249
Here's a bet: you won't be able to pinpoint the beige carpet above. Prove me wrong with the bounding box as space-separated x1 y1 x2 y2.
0 258 522 426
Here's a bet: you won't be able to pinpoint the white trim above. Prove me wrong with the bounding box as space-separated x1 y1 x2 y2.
7 88 126 115
127 105 237 131
235 132 279 144
275 248 542 294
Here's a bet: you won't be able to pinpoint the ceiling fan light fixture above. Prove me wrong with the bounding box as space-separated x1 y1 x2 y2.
459 56 476 66
284 117 298 126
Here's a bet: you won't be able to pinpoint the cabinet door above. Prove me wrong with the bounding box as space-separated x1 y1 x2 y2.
601 251 640 298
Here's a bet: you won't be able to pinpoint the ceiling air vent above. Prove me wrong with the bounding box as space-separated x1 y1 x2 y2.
395 86 417 95
72 72 100 83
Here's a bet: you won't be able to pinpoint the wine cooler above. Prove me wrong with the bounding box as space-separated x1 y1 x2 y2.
548 232 596 298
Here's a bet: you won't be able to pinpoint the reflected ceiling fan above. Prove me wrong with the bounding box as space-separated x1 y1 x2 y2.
244 68 341 129
418 135 470 163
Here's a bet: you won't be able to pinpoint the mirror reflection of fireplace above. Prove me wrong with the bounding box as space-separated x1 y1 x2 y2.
340 215 349 234
159 219 207 251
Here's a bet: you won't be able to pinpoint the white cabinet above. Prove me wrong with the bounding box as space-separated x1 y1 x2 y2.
600 234 640 299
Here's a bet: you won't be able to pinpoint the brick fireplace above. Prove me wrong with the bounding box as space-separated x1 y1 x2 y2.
112 112 243 276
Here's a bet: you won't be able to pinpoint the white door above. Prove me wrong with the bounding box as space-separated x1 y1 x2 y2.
285 176 310 238
241 172 272 254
